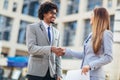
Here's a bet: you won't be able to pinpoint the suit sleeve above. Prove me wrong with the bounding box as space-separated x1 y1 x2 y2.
65 49 84 59
89 30 113 70
55 32 62 77
26 24 51 55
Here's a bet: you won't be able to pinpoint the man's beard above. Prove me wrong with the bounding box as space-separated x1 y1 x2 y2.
50 17 56 24
50 21 55 24
50 21 57 27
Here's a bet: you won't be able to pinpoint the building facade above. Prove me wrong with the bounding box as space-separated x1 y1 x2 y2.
0 0 120 79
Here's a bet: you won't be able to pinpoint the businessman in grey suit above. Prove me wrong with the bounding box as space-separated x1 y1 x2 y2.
26 1 62 80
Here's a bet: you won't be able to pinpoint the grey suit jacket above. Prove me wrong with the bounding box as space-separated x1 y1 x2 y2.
65 30 113 79
26 21 62 78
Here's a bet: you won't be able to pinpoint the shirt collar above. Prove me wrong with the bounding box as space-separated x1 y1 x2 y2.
42 20 52 29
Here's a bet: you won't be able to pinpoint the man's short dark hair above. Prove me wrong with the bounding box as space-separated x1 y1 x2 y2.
38 1 58 20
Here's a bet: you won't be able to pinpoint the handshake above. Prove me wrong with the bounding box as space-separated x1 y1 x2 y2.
51 46 66 56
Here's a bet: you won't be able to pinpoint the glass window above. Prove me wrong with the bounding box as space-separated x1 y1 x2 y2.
3 0 8 10
87 0 103 11
117 0 120 6
66 0 80 15
0 32 2 40
6 17 13 27
0 15 13 28
0 15 13 41
17 21 29 44
22 4 29 15
110 15 114 32
63 21 77 46
22 1 40 17
0 16 5 28
3 31 10 40
29 1 39 17
107 0 112 8
24 0 29 2
13 2 17 12
84 19 91 40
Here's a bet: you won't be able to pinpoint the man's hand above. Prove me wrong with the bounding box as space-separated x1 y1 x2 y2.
81 65 90 75
57 76 62 80
51 47 65 56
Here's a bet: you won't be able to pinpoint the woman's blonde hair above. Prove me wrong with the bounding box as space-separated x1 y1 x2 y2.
92 7 110 54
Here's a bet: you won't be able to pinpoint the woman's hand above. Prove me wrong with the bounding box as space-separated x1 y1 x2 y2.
81 65 90 75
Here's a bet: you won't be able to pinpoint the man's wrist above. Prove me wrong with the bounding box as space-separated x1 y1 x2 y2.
57 76 62 80
51 46 55 52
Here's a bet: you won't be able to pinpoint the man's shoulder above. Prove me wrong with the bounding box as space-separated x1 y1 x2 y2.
27 22 40 29
28 22 39 26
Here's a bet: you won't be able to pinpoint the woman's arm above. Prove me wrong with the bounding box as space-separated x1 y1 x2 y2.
89 30 113 70
65 48 84 59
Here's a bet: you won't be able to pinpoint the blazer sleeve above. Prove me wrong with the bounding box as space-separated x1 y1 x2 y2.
56 56 62 77
26 24 51 55
65 48 84 59
89 30 113 70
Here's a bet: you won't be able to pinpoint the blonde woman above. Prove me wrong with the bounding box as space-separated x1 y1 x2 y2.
56 7 113 80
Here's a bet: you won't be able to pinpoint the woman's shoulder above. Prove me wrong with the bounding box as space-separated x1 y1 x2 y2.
103 30 113 37
104 30 112 33
103 30 113 41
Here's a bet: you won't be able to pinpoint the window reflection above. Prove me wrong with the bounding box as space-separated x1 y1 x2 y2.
87 0 103 11
29 1 39 17
63 21 77 46
22 0 39 17
84 19 91 40
13 2 17 12
17 21 29 44
107 0 112 8
0 15 13 41
0 32 2 40
110 15 114 32
67 0 80 15
22 4 29 15
3 0 8 10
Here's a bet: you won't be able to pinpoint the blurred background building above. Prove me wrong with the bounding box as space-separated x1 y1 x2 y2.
0 0 120 80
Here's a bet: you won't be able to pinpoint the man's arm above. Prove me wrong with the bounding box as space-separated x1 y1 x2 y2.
56 56 62 78
56 32 62 78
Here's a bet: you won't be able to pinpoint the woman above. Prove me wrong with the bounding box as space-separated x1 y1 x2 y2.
63 7 113 80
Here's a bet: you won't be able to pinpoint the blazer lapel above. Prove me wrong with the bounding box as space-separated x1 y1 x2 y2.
51 27 55 46
39 21 50 44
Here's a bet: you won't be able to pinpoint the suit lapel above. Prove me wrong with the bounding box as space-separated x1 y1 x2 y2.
39 21 50 44
51 27 55 46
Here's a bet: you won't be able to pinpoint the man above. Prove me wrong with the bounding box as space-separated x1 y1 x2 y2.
26 1 62 80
